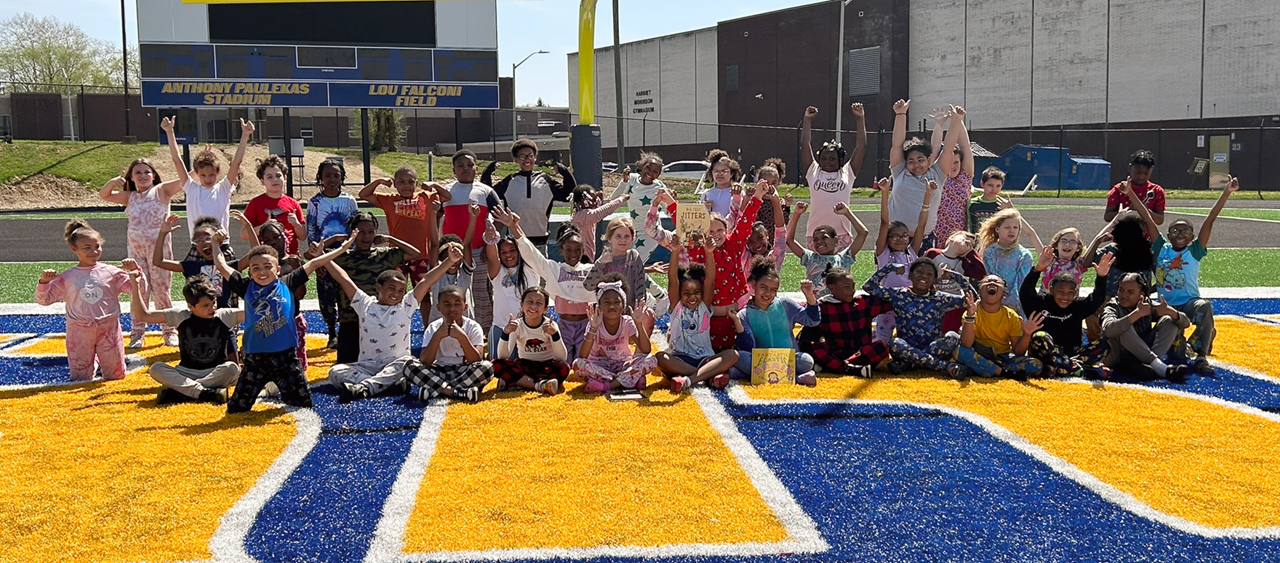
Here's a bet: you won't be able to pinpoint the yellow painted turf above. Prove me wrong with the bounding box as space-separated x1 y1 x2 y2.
742 374 1280 530
402 375 791 554
0 333 331 563
1208 317 1280 381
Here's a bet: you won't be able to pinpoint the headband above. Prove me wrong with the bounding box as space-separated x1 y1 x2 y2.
820 140 844 151
596 281 626 304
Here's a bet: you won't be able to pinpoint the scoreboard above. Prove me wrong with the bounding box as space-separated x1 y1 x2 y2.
137 0 499 109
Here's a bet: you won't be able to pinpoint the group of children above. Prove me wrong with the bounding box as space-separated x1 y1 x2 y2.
34 103 1233 413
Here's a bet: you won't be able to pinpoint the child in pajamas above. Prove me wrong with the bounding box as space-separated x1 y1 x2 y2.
682 187 763 350
798 267 894 377
213 232 351 413
862 259 975 379
732 258 821 386
35 220 138 381
574 278 658 393
400 285 495 403
494 287 570 395
130 272 241 404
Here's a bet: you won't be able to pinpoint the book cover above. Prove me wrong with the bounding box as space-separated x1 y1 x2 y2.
675 202 711 242
750 348 796 385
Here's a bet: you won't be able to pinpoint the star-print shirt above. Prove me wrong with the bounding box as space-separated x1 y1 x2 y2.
351 289 418 365
862 263 972 349
610 174 666 263
227 269 309 354
685 197 762 307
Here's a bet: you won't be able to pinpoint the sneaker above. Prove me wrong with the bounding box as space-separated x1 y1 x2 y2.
537 379 561 395
843 364 872 378
711 372 731 390
455 386 480 403
198 387 228 404
1166 364 1189 384
795 372 817 387
494 379 508 392
127 333 145 350
163 332 179 347
389 378 411 396
343 382 371 400
156 387 187 404
1006 369 1029 382
887 360 904 376
1193 356 1213 375
417 387 434 402
584 379 610 394
326 335 339 350
670 376 689 394
947 364 970 380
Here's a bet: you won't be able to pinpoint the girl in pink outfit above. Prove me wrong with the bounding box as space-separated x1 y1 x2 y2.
35 220 139 381
100 158 183 348
573 279 658 393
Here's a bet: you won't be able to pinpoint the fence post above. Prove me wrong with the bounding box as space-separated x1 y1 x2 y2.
78 85 86 143
1259 120 1266 200
1057 124 1064 197
283 107 294 198
360 108 371 187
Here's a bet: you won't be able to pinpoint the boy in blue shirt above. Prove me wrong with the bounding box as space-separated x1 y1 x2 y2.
213 231 353 413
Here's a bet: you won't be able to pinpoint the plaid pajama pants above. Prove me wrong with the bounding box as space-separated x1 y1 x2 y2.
228 349 313 414
493 358 570 384
402 359 495 400
806 340 892 372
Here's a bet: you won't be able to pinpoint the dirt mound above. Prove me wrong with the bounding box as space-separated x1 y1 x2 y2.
0 174 106 209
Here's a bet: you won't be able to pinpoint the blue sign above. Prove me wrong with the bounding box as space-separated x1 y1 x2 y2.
142 79 499 109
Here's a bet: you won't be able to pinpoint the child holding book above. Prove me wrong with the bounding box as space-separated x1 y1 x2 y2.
731 258 821 386
657 234 740 393
682 186 763 350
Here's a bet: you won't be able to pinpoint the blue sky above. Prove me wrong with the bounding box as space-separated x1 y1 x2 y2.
0 0 821 106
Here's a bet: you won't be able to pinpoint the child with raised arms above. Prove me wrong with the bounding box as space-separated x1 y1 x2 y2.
325 211 421 364
161 116 253 245
681 185 764 350
130 273 241 404
574 277 658 393
955 276 1045 380
862 258 975 378
931 105 974 245
1151 176 1238 373
484 223 542 359
874 176 936 343
787 198 868 297
1021 249 1114 378
978 205 1043 316
800 103 867 247
308 158 360 350
323 257 436 402
492 207 594 359
100 158 183 348
359 167 443 285
1039 227 1109 292
569 183 629 261
241 155 306 255
889 99 955 250
211 230 352 413
493 287 569 396
798 267 894 377
36 220 139 381
400 285 495 403
657 234 740 393
731 258 821 386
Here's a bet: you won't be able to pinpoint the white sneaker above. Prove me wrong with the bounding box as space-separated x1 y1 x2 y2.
163 332 179 347
127 333 144 350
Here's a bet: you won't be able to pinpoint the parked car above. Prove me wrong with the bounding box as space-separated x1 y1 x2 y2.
661 160 710 180
602 162 620 173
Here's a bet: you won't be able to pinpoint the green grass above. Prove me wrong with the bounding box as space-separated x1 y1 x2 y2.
1166 208 1280 222
0 141 162 187
0 262 188 304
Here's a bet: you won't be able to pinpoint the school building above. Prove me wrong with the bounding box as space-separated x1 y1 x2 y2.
568 0 1280 190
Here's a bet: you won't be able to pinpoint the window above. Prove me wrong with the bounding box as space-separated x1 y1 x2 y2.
300 116 315 146
847 46 881 97
726 64 739 92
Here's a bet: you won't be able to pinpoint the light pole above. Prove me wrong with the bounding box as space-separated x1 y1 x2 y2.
512 50 549 141
833 0 854 144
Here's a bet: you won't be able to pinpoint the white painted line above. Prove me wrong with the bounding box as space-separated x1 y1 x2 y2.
371 390 829 562
725 379 1280 539
1165 210 1280 225
210 406 322 563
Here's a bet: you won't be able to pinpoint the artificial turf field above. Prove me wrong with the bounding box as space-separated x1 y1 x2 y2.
3 299 1280 563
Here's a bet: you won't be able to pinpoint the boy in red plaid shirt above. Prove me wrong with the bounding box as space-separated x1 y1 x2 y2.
798 267 894 377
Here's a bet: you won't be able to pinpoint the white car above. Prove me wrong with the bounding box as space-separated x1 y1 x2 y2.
661 160 710 180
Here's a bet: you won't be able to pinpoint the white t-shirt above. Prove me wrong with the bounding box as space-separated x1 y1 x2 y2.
184 177 235 232
422 316 485 365
489 263 541 329
806 161 855 238
352 290 418 364
889 161 944 234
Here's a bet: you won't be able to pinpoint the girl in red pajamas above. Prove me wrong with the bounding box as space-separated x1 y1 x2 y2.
684 185 762 351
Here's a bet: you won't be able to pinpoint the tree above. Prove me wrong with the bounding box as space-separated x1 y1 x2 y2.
349 109 405 152
0 13 138 94
536 97 545 107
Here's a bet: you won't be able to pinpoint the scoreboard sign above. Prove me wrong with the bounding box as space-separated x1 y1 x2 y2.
137 0 499 108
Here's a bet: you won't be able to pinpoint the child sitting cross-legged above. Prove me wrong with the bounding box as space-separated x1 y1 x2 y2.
862 258 975 378
493 287 570 396
955 276 1045 380
129 272 242 404
656 234 740 393
399 285 496 403
574 276 658 393
731 257 822 386
212 231 352 413
323 255 442 402
797 267 894 378
1020 248 1113 379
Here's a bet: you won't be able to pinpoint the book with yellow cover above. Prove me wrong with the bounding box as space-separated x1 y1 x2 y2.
750 348 796 385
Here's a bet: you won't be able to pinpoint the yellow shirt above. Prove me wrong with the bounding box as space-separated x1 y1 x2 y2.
974 306 1023 355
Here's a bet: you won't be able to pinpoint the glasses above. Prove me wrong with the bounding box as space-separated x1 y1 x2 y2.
1169 227 1194 235
888 233 911 240
515 153 536 160
712 169 732 175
